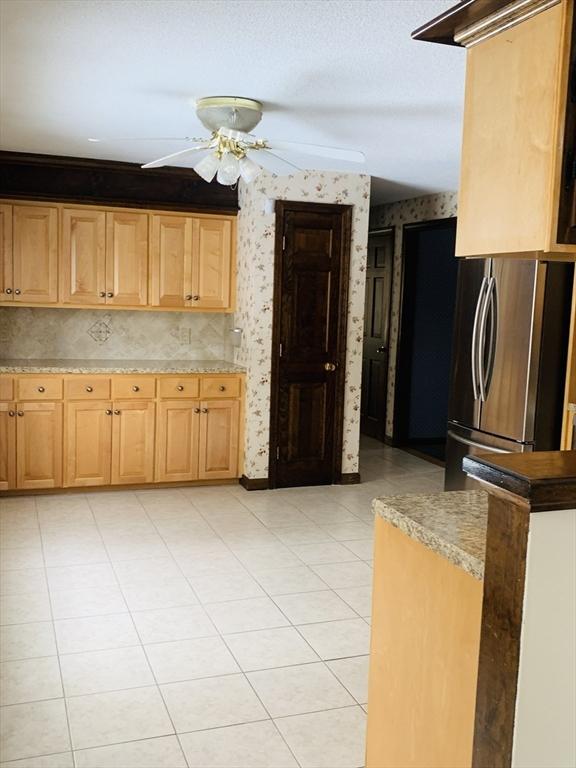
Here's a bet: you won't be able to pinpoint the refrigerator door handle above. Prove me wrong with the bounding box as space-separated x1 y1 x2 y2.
482 276 497 401
447 429 510 454
478 276 495 402
471 277 488 401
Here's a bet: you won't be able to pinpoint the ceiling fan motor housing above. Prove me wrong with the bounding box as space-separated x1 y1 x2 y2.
196 96 263 133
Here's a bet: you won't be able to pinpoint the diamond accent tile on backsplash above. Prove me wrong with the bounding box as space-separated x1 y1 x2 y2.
87 316 113 343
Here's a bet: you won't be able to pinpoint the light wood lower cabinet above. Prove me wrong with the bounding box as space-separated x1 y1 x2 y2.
65 401 112 487
111 400 156 485
0 403 16 490
15 402 63 490
156 400 200 482
198 399 240 480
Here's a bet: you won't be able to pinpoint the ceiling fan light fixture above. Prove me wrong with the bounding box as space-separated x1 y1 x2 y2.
193 153 220 182
239 155 262 183
216 152 240 185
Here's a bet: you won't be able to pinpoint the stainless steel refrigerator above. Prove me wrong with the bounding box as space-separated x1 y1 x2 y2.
445 258 573 490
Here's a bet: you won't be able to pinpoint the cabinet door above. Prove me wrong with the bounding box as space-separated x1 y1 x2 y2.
198 399 239 480
61 208 106 305
111 400 155 485
0 204 13 301
150 215 193 307
65 401 112 487
155 400 199 482
0 403 16 490
106 212 148 306
192 218 233 309
16 401 62 489
13 205 58 303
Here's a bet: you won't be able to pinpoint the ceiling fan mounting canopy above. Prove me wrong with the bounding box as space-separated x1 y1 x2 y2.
196 96 263 133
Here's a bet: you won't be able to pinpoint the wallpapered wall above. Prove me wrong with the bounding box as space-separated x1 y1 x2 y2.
369 191 458 437
234 171 371 480
0 308 235 360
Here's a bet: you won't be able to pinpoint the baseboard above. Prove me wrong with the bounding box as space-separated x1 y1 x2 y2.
239 475 270 491
338 472 361 485
384 435 397 446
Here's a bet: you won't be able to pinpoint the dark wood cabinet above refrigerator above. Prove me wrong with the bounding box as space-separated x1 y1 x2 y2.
414 0 576 260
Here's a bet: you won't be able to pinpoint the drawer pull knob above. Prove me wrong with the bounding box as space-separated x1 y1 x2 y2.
219 385 226 392
85 386 93 393
4 288 12 295
114 409 121 415
8 410 15 417
14 289 21 295
17 410 24 417
201 407 208 413
185 294 193 301
192 295 200 301
194 407 200 413
37 386 45 393
132 385 140 392
177 385 184 391
107 292 114 298
99 291 106 298
105 409 112 415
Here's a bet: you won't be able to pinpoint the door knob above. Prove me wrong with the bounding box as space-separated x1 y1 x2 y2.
194 407 200 413
37 386 45 393
185 294 193 301
201 408 208 413
219 385 226 392
376 346 386 354
17 411 24 417
99 291 106 298
105 409 112 415
8 410 15 417
177 385 184 391
14 289 21 295
192 295 200 301
107 292 113 298
324 362 337 372
113 409 120 415
85 386 93 392
132 385 140 392
4 288 12 294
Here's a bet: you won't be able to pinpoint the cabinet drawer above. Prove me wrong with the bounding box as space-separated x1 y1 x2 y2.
200 376 241 399
17 377 63 400
65 377 111 399
158 377 199 399
0 377 14 401
111 376 156 399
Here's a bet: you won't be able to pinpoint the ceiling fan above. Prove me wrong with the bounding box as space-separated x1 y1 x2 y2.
89 96 365 186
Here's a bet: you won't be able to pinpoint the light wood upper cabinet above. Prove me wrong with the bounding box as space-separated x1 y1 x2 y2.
193 218 233 309
155 400 200 482
15 401 62 489
0 204 13 301
150 215 194 307
12 205 58 302
111 399 156 485
106 212 148 305
0 403 16 491
198 398 240 480
456 1 575 258
65 400 112 487
61 208 106 305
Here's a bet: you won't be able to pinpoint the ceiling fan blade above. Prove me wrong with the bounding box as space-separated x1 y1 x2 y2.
88 136 205 143
141 145 210 169
265 140 365 164
249 149 302 176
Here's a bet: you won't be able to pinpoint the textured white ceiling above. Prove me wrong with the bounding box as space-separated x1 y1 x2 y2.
0 0 465 204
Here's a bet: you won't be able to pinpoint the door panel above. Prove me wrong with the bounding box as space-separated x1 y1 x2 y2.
13 205 58 303
0 204 13 301
16 401 62 489
111 400 155 485
0 403 16 490
272 203 351 488
106 212 148 306
198 399 239 480
61 208 106 304
447 258 489 429
65 401 112 487
361 229 393 440
479 260 540 441
156 400 200 482
192 218 232 309
150 215 193 307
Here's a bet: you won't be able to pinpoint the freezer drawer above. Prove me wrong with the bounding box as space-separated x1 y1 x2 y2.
444 425 532 491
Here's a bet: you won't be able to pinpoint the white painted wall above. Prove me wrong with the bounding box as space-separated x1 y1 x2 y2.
512 508 576 768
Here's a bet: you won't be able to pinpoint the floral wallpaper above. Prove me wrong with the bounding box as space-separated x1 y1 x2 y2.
235 170 371 480
369 191 458 437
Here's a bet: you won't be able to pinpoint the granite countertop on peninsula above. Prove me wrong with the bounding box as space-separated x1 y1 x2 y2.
372 490 488 580
0 359 246 375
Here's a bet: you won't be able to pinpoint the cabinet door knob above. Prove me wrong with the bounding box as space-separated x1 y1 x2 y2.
132 385 140 392
194 407 200 413
17 411 24 417
8 410 15 417
201 407 208 413
177 385 184 391
14 289 21 295
113 409 120 415
107 292 113 298
4 288 12 295
324 362 337 372
105 409 112 415
185 294 193 301
99 291 106 298
219 385 226 392
192 295 200 301
37 386 45 393
85 386 93 392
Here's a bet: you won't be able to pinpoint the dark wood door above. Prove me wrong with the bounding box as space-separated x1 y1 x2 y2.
360 229 394 440
270 201 352 488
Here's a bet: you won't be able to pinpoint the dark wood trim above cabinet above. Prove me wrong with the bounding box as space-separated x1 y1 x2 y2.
412 0 509 46
0 151 238 213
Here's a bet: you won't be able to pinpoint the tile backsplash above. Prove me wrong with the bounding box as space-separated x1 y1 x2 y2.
0 308 235 361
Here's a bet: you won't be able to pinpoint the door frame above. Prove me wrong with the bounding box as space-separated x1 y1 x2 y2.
268 200 353 489
392 216 457 446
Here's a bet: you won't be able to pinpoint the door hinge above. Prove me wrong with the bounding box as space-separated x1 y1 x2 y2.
276 446 280 460
282 235 286 252
279 343 283 357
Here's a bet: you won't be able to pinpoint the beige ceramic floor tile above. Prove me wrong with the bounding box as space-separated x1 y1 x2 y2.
0 622 56 662
120 578 198 611
310 561 373 589
188 569 265 603
54 613 138 655
205 596 290 634
46 563 117 593
60 645 153 696
0 593 51 625
50 586 126 620
252 566 328 596
223 627 319 671
0 656 62 705
131 605 216 644
0 751 74 767
296 619 371 660
0 699 71 763
144 636 239 684
0 569 47 597
327 656 370 704
74 735 187 768
335 586 372 617
273 590 358 625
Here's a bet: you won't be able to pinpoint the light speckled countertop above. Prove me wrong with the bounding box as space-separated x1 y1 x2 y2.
0 359 245 374
372 491 488 580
